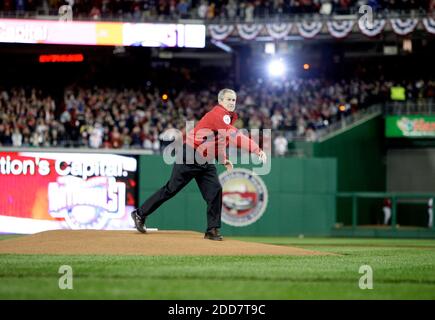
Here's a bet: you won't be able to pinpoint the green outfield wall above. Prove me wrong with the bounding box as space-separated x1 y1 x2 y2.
138 156 337 236
291 114 386 226
314 115 385 192
315 115 386 226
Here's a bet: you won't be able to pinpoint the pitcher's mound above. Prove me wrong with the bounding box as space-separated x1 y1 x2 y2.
0 230 331 256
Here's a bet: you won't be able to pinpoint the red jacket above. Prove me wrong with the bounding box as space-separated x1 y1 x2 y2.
185 104 261 164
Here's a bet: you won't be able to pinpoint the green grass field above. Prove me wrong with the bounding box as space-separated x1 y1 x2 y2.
0 235 434 299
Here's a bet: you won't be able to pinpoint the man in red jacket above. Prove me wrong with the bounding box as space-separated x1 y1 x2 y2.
131 88 267 240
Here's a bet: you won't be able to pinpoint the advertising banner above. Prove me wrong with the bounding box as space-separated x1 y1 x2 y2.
386 116 435 138
0 152 138 234
0 19 205 48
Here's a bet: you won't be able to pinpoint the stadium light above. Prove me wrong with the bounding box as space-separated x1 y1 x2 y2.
267 59 286 77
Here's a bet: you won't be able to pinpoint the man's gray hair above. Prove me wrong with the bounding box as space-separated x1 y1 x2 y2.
218 88 236 103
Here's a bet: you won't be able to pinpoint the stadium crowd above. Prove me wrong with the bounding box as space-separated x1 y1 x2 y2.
0 0 433 21
0 79 434 151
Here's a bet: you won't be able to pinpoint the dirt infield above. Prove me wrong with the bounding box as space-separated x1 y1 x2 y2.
0 230 332 256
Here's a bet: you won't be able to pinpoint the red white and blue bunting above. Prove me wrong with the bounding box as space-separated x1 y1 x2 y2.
265 23 293 39
422 17 435 34
208 25 235 41
327 20 355 38
296 21 323 38
236 24 264 40
358 19 386 37
390 18 419 35
207 17 434 40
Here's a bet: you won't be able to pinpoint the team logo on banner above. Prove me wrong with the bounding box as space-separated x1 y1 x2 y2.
219 168 268 227
48 176 126 229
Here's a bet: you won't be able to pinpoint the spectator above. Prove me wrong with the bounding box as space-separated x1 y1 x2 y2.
1 125 12 146
15 0 26 14
206 2 215 19
227 0 237 19
12 128 23 147
121 127 131 147
89 123 104 148
1 0 431 20
197 0 208 18
273 133 288 157
245 2 254 22
383 197 392 225
0 78 433 152
176 0 189 18
271 110 284 130
90 5 101 19
305 127 317 141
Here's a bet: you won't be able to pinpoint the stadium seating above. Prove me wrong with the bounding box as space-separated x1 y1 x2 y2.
0 0 432 22
0 79 433 149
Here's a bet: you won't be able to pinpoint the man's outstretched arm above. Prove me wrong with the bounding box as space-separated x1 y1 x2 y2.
229 128 267 163
216 126 267 164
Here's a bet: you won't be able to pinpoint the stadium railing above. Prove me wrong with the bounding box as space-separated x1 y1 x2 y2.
314 104 383 142
385 101 435 115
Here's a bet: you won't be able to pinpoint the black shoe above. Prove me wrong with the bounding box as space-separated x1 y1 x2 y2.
204 228 223 241
131 209 146 233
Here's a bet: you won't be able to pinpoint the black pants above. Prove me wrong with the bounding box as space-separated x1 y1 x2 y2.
138 146 223 231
